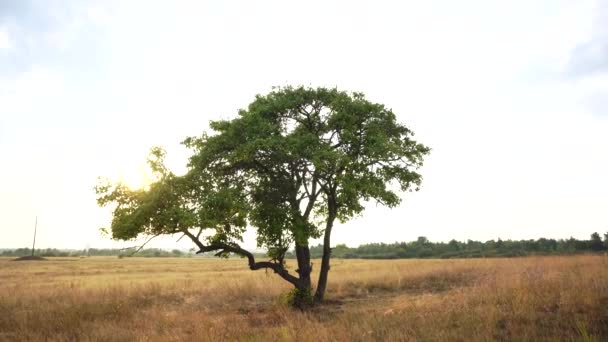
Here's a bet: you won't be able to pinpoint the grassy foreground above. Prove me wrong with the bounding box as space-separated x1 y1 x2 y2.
1 255 606 341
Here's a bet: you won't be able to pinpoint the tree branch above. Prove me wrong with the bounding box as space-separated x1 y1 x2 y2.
302 166 311 198
303 173 319 219
182 229 302 287
121 233 161 256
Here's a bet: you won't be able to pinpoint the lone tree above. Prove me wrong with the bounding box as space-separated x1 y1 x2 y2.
96 86 430 306
590 232 605 251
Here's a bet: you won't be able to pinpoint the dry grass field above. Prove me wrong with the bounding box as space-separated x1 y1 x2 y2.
1 255 607 341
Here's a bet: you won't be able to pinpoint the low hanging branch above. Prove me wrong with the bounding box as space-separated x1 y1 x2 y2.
181 229 303 288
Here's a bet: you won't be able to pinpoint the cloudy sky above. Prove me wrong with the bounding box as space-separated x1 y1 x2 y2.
1 0 607 250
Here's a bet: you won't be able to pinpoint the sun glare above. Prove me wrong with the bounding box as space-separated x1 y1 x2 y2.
117 165 155 190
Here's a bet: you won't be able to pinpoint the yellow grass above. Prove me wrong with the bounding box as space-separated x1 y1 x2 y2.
1 255 607 341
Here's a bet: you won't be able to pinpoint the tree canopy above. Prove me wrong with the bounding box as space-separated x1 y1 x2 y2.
96 86 430 306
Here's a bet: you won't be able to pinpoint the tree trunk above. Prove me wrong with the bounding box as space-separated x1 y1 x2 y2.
314 209 336 302
295 243 312 290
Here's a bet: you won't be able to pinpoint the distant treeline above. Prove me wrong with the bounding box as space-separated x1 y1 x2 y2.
0 248 192 258
3 232 608 259
307 232 608 259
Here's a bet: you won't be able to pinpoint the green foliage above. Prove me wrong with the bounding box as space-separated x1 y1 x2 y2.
183 86 429 251
279 287 314 309
95 146 248 246
97 86 428 255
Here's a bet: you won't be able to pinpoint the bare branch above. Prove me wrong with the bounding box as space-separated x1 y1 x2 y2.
120 233 161 256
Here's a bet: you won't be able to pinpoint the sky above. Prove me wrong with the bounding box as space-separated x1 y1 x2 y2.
1 0 607 250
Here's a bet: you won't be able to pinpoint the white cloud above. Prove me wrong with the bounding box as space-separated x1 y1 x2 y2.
566 0 608 78
562 0 608 118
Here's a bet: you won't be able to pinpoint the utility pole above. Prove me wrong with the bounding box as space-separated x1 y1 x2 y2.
31 216 37 257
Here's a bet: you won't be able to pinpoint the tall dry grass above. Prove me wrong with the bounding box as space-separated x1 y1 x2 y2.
0 255 606 341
